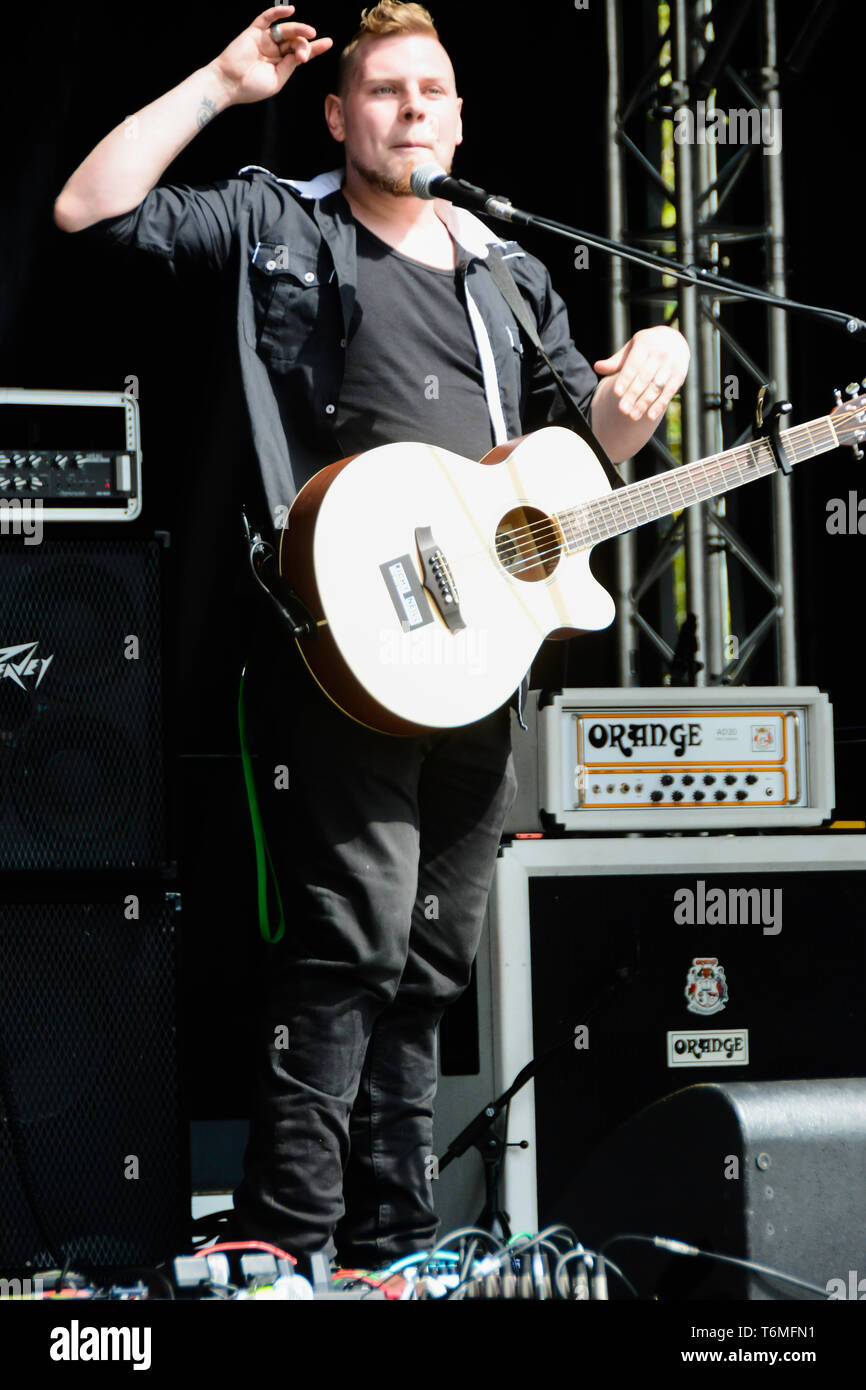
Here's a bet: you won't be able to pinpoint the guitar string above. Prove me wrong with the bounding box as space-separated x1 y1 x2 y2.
491 450 779 575
481 441 782 558
486 421 837 558
463 426 837 579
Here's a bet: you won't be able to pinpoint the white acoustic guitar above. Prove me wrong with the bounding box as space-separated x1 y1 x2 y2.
278 391 865 735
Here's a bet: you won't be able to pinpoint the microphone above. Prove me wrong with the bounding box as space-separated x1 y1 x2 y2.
409 162 522 222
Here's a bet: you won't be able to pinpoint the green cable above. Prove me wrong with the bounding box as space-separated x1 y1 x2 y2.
237 665 286 943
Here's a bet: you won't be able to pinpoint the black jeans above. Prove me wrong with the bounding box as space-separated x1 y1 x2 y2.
231 612 517 1266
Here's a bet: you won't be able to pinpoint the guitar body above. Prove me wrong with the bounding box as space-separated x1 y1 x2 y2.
279 427 615 735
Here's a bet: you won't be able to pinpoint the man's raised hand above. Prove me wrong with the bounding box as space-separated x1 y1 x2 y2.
209 6 333 105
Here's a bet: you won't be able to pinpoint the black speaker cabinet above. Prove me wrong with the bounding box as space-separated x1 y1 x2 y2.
486 834 866 1294
565 1078 866 1300
0 536 168 871
0 893 187 1270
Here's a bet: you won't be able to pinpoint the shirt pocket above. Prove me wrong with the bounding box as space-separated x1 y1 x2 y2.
247 242 322 366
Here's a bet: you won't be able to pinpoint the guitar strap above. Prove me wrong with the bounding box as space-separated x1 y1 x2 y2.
484 248 626 491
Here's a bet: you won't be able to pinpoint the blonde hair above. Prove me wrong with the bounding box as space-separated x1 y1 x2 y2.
338 3 442 96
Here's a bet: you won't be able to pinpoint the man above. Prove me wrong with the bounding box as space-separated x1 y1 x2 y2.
55 2 689 1273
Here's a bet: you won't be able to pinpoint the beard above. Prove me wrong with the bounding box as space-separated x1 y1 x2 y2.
349 150 451 197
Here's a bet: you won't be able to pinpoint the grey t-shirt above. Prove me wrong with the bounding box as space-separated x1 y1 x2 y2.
335 215 496 463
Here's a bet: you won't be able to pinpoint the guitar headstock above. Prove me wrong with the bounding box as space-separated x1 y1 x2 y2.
831 383 866 457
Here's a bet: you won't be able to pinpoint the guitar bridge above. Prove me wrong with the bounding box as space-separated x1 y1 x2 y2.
414 526 466 633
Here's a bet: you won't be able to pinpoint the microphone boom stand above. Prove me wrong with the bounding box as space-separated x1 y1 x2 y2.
470 186 866 339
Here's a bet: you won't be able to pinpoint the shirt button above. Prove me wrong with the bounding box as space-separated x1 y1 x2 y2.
340 338 347 349
304 272 316 284
265 259 276 271
325 404 336 415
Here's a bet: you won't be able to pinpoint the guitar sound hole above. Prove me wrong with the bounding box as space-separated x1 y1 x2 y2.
495 507 561 582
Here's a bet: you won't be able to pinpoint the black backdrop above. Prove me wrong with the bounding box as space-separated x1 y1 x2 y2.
2 1 865 1117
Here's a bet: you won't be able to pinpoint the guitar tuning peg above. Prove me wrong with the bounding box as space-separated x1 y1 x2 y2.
835 387 843 404
852 446 864 460
846 382 860 397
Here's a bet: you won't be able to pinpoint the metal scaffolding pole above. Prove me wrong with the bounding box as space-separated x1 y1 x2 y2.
604 0 638 686
764 0 797 685
672 0 708 687
695 5 727 682
605 0 797 687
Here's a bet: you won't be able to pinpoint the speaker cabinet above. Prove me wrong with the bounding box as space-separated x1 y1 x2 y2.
0 893 187 1269
565 1078 866 1300
487 833 866 1282
0 537 168 871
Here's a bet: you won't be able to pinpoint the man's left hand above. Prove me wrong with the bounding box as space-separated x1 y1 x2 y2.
594 326 690 423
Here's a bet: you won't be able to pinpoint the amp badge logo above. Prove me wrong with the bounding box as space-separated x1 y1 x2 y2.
685 957 729 1016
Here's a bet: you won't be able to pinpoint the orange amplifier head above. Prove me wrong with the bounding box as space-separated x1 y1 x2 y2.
507 687 835 832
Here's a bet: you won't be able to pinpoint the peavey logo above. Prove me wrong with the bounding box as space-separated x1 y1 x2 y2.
0 641 54 690
586 720 702 758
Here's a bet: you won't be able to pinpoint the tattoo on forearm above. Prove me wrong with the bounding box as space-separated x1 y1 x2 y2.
196 96 218 130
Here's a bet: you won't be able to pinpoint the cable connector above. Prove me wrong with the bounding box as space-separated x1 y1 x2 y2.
590 1255 609 1301
240 506 317 639
653 1236 700 1257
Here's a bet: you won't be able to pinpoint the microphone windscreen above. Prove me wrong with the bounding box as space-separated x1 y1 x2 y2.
409 162 448 199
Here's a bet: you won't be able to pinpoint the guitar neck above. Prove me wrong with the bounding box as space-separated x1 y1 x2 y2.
557 415 840 551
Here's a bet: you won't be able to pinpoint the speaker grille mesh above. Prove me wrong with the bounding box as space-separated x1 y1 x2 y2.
0 896 186 1268
0 538 167 870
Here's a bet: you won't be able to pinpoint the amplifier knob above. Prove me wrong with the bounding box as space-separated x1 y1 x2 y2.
650 791 663 802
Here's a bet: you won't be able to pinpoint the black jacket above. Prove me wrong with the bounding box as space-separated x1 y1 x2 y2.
87 164 600 540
